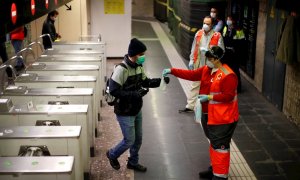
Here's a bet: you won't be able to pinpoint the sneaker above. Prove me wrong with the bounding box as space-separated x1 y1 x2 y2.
199 166 213 179
106 151 120 170
178 108 193 113
127 163 147 172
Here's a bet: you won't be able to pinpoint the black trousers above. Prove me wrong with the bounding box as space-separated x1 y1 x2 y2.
201 114 238 149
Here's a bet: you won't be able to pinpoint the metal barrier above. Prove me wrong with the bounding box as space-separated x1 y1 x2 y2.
0 126 80 180
79 34 101 42
0 104 90 176
1 87 97 149
0 156 75 180
24 64 102 117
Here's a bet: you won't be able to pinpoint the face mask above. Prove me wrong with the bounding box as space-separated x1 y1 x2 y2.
206 60 215 68
203 24 211 32
136 55 145 65
226 20 232 26
210 12 216 18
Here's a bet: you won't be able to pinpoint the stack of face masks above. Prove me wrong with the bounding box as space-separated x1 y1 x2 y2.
195 98 202 123
160 74 167 91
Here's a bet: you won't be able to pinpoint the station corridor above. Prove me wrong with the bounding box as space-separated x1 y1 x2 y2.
92 19 300 180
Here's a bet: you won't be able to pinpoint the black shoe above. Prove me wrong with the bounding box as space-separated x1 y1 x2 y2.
106 151 120 170
127 163 147 172
178 108 193 113
212 175 227 180
199 166 213 179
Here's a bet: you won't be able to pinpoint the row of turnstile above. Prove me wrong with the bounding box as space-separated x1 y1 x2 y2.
0 40 106 180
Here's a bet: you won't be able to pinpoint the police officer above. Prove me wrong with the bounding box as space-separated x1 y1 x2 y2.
222 16 245 93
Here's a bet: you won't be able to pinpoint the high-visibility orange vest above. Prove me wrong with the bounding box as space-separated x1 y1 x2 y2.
208 64 239 125
193 29 221 63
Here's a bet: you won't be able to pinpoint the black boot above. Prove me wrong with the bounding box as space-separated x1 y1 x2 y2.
199 166 213 179
212 175 227 180
106 150 120 170
127 162 147 172
178 108 193 113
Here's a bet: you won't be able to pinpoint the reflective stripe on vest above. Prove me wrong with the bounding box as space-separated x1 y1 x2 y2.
215 148 230 153
222 26 227 37
233 29 245 40
193 30 221 63
208 64 239 125
210 94 238 104
223 27 245 40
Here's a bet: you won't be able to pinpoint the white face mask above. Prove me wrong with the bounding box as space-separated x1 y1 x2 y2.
203 24 211 32
226 20 232 26
210 12 216 18
206 60 215 68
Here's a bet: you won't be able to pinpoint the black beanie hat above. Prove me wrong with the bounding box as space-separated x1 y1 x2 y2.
128 38 147 57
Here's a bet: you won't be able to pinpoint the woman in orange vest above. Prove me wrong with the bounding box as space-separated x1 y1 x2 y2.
162 46 239 180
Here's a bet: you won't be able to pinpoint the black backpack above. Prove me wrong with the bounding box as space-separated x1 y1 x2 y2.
105 63 127 106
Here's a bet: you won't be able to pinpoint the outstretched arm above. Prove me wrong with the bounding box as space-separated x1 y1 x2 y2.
170 67 204 81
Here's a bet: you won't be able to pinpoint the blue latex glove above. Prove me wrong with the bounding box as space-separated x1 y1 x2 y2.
162 69 171 77
188 60 194 70
198 94 209 102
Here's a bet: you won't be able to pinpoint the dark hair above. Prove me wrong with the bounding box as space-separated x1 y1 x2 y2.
48 10 59 17
205 46 224 60
203 16 212 24
204 16 212 20
211 7 218 13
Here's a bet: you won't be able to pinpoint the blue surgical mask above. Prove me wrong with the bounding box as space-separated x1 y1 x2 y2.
226 20 232 26
137 55 145 65
206 60 214 68
210 12 216 19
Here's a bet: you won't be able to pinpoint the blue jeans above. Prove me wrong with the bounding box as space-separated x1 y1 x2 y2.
109 111 143 165
11 40 23 66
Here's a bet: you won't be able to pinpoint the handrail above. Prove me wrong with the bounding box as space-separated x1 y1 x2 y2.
16 47 36 63
40 34 53 45
0 64 18 79
27 41 44 52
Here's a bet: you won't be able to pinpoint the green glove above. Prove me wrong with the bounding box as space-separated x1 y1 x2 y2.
162 68 171 77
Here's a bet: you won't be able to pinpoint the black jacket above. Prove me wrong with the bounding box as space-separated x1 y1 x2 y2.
109 55 161 116
42 18 58 49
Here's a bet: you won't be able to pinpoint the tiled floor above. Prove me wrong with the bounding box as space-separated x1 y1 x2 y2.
90 59 133 180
